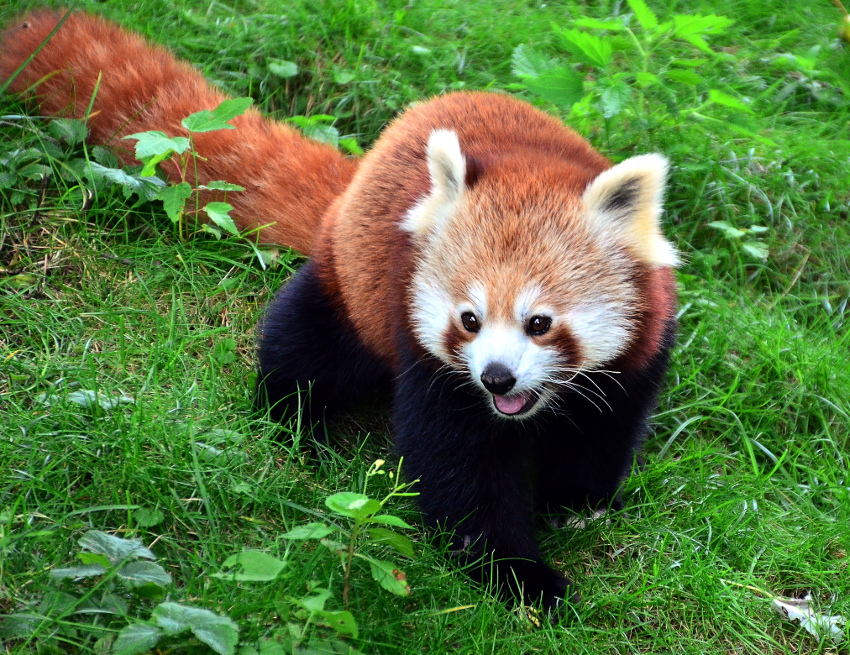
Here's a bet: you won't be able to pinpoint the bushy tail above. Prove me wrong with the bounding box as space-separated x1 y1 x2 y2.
0 10 357 254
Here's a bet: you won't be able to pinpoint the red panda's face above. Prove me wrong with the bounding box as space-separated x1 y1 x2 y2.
401 130 678 419
409 237 640 419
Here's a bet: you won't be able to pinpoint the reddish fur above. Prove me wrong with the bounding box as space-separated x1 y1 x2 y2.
0 10 356 255
615 266 678 372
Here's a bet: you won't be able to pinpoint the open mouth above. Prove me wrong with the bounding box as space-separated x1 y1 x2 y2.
492 391 538 416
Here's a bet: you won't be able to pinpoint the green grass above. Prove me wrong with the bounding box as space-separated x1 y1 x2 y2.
2 0 849 653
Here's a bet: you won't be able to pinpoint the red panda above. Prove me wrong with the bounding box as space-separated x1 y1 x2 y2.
2 10 678 612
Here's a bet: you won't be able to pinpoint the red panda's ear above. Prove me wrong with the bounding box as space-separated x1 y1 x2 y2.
401 129 467 239
582 153 680 267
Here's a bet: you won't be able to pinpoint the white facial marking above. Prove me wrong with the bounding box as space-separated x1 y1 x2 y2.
466 282 487 321
409 276 453 363
513 283 544 323
566 302 633 367
462 321 558 397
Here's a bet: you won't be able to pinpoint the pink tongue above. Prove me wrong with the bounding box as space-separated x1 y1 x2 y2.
494 394 526 415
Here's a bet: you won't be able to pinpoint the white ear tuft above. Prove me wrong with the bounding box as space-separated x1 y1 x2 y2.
582 153 679 267
426 129 466 198
401 129 467 238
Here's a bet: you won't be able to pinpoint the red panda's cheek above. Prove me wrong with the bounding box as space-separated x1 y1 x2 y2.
535 327 582 368
441 323 477 364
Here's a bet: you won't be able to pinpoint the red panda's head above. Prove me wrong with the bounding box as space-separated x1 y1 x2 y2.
401 130 678 419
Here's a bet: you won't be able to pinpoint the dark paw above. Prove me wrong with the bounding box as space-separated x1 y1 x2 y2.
521 562 576 614
494 559 577 616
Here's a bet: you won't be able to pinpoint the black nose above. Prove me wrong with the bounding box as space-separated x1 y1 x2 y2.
480 363 516 395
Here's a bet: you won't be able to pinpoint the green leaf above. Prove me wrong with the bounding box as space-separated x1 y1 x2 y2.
325 492 382 519
153 602 239 655
213 550 287 581
116 561 172 587
203 180 246 192
367 558 411 596
124 131 190 159
204 202 240 235
670 57 710 68
281 522 336 540
92 145 121 167
289 118 339 146
48 118 87 145
256 638 288 655
708 220 747 239
511 44 552 79
0 171 16 188
268 59 298 78
214 338 237 364
334 70 356 84
672 13 734 38
635 71 661 87
742 241 769 260
202 428 247 445
297 588 332 613
156 182 193 222
133 582 167 602
365 514 414 529
626 0 659 31
133 507 164 528
78 551 111 568
368 527 415 559
339 137 363 156
17 162 50 180
84 162 164 201
572 17 626 31
70 389 134 410
194 441 225 461
553 27 612 68
81 590 129 615
748 225 770 233
600 81 632 118
39 591 79 617
35 388 135 410
320 539 348 552
208 96 254 122
314 610 359 638
523 67 584 108
139 151 171 177
50 563 107 579
676 33 715 56
182 97 253 133
78 530 155 564
113 623 163 655
708 89 753 113
664 69 705 86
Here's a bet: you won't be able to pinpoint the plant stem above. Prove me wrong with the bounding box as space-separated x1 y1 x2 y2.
342 523 358 608
831 0 848 16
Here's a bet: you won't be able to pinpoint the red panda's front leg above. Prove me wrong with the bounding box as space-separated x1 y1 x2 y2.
256 261 391 438
392 355 573 613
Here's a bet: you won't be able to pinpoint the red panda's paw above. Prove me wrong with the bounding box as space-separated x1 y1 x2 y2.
489 558 577 616
519 562 577 615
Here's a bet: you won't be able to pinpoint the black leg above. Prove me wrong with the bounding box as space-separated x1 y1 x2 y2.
256 261 390 437
392 353 571 612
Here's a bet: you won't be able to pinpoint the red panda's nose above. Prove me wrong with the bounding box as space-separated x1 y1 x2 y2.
480 363 516 395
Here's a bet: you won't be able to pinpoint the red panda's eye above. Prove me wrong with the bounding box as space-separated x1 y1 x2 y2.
460 312 480 333
527 315 551 336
